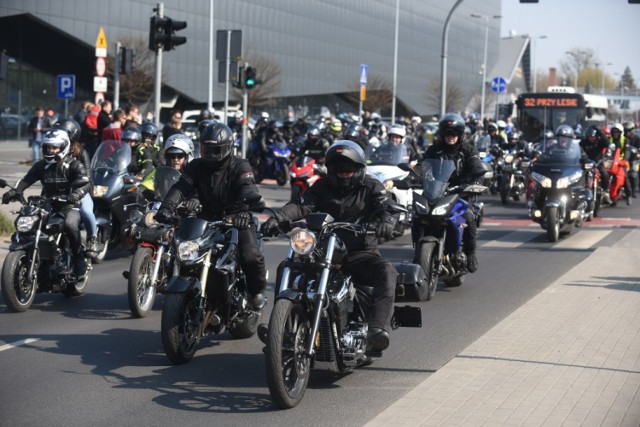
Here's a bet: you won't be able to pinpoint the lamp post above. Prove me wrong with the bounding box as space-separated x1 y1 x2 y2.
391 0 400 125
529 35 547 92
439 0 464 117
471 14 501 119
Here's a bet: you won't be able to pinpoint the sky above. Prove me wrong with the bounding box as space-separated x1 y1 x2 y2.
501 0 640 85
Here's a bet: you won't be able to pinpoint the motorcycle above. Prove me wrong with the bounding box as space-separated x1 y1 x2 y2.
0 180 92 312
264 212 422 408
529 141 594 242
476 136 495 189
160 193 264 364
251 139 292 186
289 151 323 202
496 147 528 205
402 160 486 293
366 142 418 236
125 166 182 318
603 144 636 207
90 140 145 262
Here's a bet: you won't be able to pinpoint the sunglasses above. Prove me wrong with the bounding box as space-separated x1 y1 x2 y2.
166 153 186 159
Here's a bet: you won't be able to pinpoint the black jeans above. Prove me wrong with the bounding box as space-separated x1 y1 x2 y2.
63 208 82 254
236 224 267 295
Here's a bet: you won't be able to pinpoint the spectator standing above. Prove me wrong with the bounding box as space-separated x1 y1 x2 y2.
28 106 50 162
101 109 127 142
162 109 183 141
124 103 141 128
97 100 113 142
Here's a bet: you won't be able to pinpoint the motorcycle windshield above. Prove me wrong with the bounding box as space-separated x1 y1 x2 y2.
421 158 456 201
91 140 132 173
476 135 491 152
272 141 290 155
367 143 409 165
153 166 182 200
536 139 582 166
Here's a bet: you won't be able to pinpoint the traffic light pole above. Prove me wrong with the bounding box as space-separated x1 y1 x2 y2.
223 30 231 125
242 61 249 159
153 2 164 128
114 41 121 110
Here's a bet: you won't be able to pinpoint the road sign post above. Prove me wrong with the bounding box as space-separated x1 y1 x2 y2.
57 74 75 118
359 64 368 122
94 27 108 106
491 76 507 120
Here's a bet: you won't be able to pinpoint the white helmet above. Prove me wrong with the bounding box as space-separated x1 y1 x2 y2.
388 124 407 138
235 110 244 119
164 134 194 163
411 116 422 124
497 120 507 129
42 129 70 164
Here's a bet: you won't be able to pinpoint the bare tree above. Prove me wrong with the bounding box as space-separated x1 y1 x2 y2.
228 50 281 112
106 36 158 104
425 77 465 113
560 47 597 88
346 73 394 114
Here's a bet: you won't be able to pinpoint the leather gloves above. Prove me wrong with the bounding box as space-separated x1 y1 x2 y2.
183 198 202 213
233 211 252 229
376 214 397 241
67 192 81 204
2 189 17 204
260 217 280 237
155 207 174 224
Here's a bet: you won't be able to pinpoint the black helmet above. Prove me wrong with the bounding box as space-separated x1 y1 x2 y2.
197 118 217 134
438 113 465 141
487 122 498 132
555 125 575 139
140 122 158 143
507 131 521 142
122 127 142 146
325 140 367 189
200 122 233 163
585 125 599 138
343 123 363 142
52 118 81 143
306 126 320 141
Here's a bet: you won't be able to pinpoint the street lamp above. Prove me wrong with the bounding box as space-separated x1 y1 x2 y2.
440 0 464 117
391 0 400 124
471 14 501 119
528 35 547 92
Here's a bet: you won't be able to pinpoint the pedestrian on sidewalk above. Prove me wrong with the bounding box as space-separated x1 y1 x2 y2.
27 106 51 163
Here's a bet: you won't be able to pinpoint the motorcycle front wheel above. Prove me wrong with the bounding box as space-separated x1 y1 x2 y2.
276 163 289 186
266 299 312 409
161 292 200 364
417 242 438 301
1 250 36 312
546 206 560 243
500 176 510 205
91 228 109 264
128 247 156 318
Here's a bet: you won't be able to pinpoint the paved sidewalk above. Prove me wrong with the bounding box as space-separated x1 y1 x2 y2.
367 229 640 426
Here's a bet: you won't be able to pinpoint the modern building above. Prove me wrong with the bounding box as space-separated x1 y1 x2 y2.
0 0 501 123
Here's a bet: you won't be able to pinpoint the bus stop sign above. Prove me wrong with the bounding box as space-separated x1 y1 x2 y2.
491 76 507 93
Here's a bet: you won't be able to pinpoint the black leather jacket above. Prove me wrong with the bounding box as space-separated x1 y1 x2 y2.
419 140 486 186
163 156 261 220
277 175 392 252
16 156 90 208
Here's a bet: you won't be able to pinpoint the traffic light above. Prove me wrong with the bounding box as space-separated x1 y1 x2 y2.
233 65 245 89
245 66 257 89
148 15 187 52
120 47 133 74
164 18 187 51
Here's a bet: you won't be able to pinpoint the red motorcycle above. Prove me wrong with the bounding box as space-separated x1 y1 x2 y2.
289 152 323 202
603 146 629 206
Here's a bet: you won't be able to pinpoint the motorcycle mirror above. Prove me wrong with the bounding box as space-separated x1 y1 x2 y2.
0 179 7 188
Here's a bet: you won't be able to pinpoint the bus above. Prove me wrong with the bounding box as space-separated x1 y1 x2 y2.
516 87 608 143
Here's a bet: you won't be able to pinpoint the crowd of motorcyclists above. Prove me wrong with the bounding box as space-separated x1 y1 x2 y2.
2 106 640 362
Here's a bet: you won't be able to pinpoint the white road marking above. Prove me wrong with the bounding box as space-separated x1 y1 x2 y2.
0 338 40 352
554 230 612 250
482 230 540 248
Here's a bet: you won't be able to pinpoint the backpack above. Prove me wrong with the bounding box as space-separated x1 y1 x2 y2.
85 106 101 130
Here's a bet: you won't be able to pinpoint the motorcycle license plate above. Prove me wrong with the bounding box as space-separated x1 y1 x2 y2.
391 305 422 328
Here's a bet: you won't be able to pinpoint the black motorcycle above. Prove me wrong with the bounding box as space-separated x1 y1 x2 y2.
401 160 486 294
90 140 145 262
0 180 92 312
160 195 264 364
125 166 182 318
496 147 529 205
264 213 422 409
529 141 594 242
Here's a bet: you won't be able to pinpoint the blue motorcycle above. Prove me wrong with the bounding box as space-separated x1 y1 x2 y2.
407 159 486 294
250 140 292 186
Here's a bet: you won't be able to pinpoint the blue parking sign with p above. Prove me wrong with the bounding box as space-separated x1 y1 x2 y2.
57 74 75 99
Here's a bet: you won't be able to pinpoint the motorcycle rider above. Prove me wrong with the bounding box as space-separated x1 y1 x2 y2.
2 130 91 276
140 121 162 167
155 122 267 311
374 124 411 164
415 113 486 273
343 122 368 151
623 122 639 196
487 122 507 147
580 125 612 204
261 140 399 358
302 126 330 170
368 112 387 141
123 127 155 180
609 123 634 202
52 118 104 256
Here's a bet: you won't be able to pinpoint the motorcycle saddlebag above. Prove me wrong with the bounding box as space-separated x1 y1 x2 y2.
393 262 426 300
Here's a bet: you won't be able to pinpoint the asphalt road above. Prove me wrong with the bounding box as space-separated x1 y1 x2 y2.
0 140 638 425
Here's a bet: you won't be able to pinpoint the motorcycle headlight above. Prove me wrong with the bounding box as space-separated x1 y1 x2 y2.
290 228 316 255
431 202 450 216
383 179 394 190
504 154 514 163
531 171 552 188
16 215 38 232
177 240 200 262
603 160 612 170
93 185 109 197
556 171 583 189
